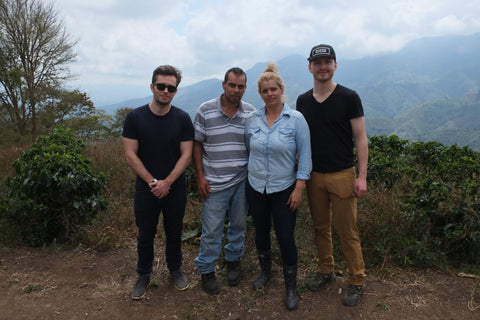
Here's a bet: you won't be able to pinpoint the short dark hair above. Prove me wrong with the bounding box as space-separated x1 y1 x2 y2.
224 67 247 83
152 65 182 86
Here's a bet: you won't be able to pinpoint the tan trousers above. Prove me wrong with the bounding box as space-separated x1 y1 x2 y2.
306 168 366 286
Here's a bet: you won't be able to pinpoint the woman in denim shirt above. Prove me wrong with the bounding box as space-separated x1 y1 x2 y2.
245 63 312 311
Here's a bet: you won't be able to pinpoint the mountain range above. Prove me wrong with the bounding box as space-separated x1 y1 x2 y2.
102 33 480 150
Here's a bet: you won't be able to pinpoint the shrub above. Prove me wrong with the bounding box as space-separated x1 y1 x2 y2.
367 135 409 188
366 136 480 267
2 126 107 246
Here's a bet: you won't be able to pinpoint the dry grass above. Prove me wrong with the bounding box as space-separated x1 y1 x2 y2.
82 138 137 250
0 145 28 181
0 145 31 245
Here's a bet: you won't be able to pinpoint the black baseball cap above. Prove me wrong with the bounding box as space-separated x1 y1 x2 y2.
308 44 336 61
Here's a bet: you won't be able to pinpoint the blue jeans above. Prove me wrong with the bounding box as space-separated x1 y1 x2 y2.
195 179 248 274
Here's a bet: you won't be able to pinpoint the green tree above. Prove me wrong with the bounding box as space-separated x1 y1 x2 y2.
0 0 79 141
110 107 132 136
37 87 95 132
2 126 107 246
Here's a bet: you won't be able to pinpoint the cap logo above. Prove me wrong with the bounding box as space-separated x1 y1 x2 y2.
308 44 335 61
313 47 331 56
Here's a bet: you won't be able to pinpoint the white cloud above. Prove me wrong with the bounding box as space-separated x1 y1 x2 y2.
434 15 468 34
50 0 480 106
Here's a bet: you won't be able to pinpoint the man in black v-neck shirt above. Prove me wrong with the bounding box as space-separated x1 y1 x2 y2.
296 44 369 307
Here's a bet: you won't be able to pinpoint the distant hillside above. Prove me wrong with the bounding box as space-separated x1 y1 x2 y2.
101 33 480 149
368 92 480 150
341 33 480 118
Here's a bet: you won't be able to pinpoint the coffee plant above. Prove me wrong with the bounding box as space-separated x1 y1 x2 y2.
2 126 107 246
364 135 480 266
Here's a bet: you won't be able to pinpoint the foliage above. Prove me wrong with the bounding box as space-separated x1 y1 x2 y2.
367 135 410 188
66 107 133 145
36 88 94 131
108 107 132 137
2 126 107 246
0 0 81 141
364 135 480 267
186 162 199 199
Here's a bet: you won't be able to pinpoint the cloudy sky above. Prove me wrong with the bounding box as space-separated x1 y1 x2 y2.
53 0 480 107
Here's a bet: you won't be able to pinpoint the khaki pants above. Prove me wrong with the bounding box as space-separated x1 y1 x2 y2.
306 168 366 286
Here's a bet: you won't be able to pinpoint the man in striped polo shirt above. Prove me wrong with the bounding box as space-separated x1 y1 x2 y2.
193 67 256 294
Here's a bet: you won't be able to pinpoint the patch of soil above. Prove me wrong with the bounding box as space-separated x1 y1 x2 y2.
1 239 479 320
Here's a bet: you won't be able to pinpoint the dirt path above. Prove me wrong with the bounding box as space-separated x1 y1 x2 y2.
1 241 479 320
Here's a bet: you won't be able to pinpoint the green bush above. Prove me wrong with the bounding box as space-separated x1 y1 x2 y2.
2 126 107 246
365 135 480 267
367 135 409 188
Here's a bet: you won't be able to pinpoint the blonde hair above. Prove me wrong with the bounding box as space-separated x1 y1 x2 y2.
257 62 285 95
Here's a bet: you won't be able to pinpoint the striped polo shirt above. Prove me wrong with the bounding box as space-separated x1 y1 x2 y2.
193 96 256 192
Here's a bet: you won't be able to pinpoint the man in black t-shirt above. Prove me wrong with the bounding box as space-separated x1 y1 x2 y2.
122 65 194 300
296 44 368 307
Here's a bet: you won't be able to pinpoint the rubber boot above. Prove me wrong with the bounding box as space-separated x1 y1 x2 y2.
283 264 299 311
226 260 242 286
253 250 272 290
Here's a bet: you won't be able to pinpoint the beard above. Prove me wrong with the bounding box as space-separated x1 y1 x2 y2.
154 95 173 106
225 94 241 105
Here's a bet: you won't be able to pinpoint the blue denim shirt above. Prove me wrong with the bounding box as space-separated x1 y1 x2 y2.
245 104 312 194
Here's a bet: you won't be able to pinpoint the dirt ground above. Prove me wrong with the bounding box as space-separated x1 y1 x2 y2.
1 238 479 320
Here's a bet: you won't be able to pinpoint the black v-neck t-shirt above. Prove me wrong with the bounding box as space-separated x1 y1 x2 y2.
296 84 364 173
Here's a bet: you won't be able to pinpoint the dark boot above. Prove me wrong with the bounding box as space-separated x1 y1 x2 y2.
226 260 242 286
201 272 219 295
253 250 272 290
283 264 299 311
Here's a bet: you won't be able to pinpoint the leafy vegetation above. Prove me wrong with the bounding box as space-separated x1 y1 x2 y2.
1 126 107 246
363 135 480 268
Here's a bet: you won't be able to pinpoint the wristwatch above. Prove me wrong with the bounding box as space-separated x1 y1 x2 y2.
149 178 158 188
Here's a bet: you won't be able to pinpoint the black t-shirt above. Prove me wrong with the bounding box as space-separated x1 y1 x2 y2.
122 104 194 190
296 84 364 173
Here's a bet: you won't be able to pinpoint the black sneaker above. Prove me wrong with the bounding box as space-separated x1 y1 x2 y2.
226 260 241 286
171 270 189 291
201 271 219 295
307 272 335 291
131 274 150 300
342 284 364 306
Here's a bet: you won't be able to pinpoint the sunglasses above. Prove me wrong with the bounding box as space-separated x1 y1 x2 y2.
153 83 177 93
